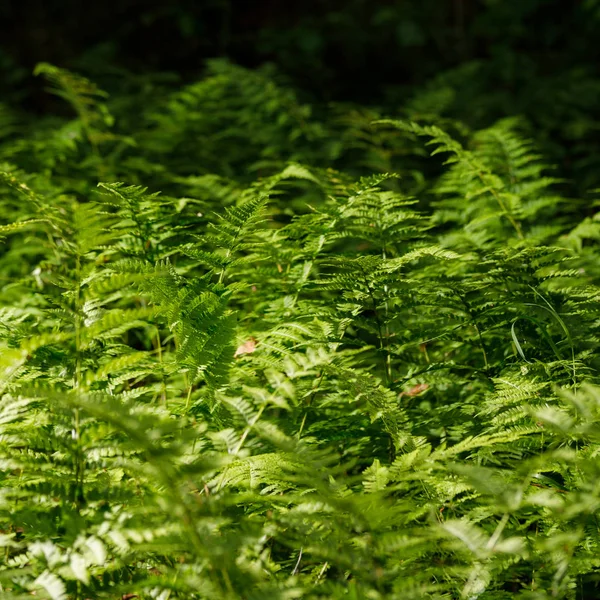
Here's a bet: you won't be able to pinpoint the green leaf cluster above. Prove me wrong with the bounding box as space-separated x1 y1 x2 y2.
0 63 599 599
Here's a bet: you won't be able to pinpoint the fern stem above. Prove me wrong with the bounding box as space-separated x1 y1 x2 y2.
73 251 84 508
155 327 167 406
184 373 193 411
358 264 391 384
315 562 329 582
291 546 303 575
473 322 490 372
454 290 490 372
468 156 524 240
382 245 393 383
486 512 510 550
297 411 308 439
220 567 235 595
234 403 266 455
216 402 267 494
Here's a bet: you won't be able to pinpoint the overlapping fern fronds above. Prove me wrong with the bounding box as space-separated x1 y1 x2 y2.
0 63 599 600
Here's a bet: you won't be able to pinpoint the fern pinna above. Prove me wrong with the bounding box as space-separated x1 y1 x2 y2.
0 64 598 599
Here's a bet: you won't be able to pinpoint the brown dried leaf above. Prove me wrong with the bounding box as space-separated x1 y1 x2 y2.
399 383 429 398
234 337 258 358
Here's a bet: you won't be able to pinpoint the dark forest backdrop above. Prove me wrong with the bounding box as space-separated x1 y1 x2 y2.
2 1 598 100
2 0 600 193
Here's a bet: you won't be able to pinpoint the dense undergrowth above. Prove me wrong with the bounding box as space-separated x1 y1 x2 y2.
0 62 600 599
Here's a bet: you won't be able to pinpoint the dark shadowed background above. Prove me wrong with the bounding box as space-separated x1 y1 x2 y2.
1 0 600 190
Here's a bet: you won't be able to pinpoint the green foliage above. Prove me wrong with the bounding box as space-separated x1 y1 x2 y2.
0 62 599 599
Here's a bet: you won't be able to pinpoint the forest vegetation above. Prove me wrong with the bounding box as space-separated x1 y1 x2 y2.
1 2 600 598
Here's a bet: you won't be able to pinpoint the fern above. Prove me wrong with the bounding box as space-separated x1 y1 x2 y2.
0 63 599 599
